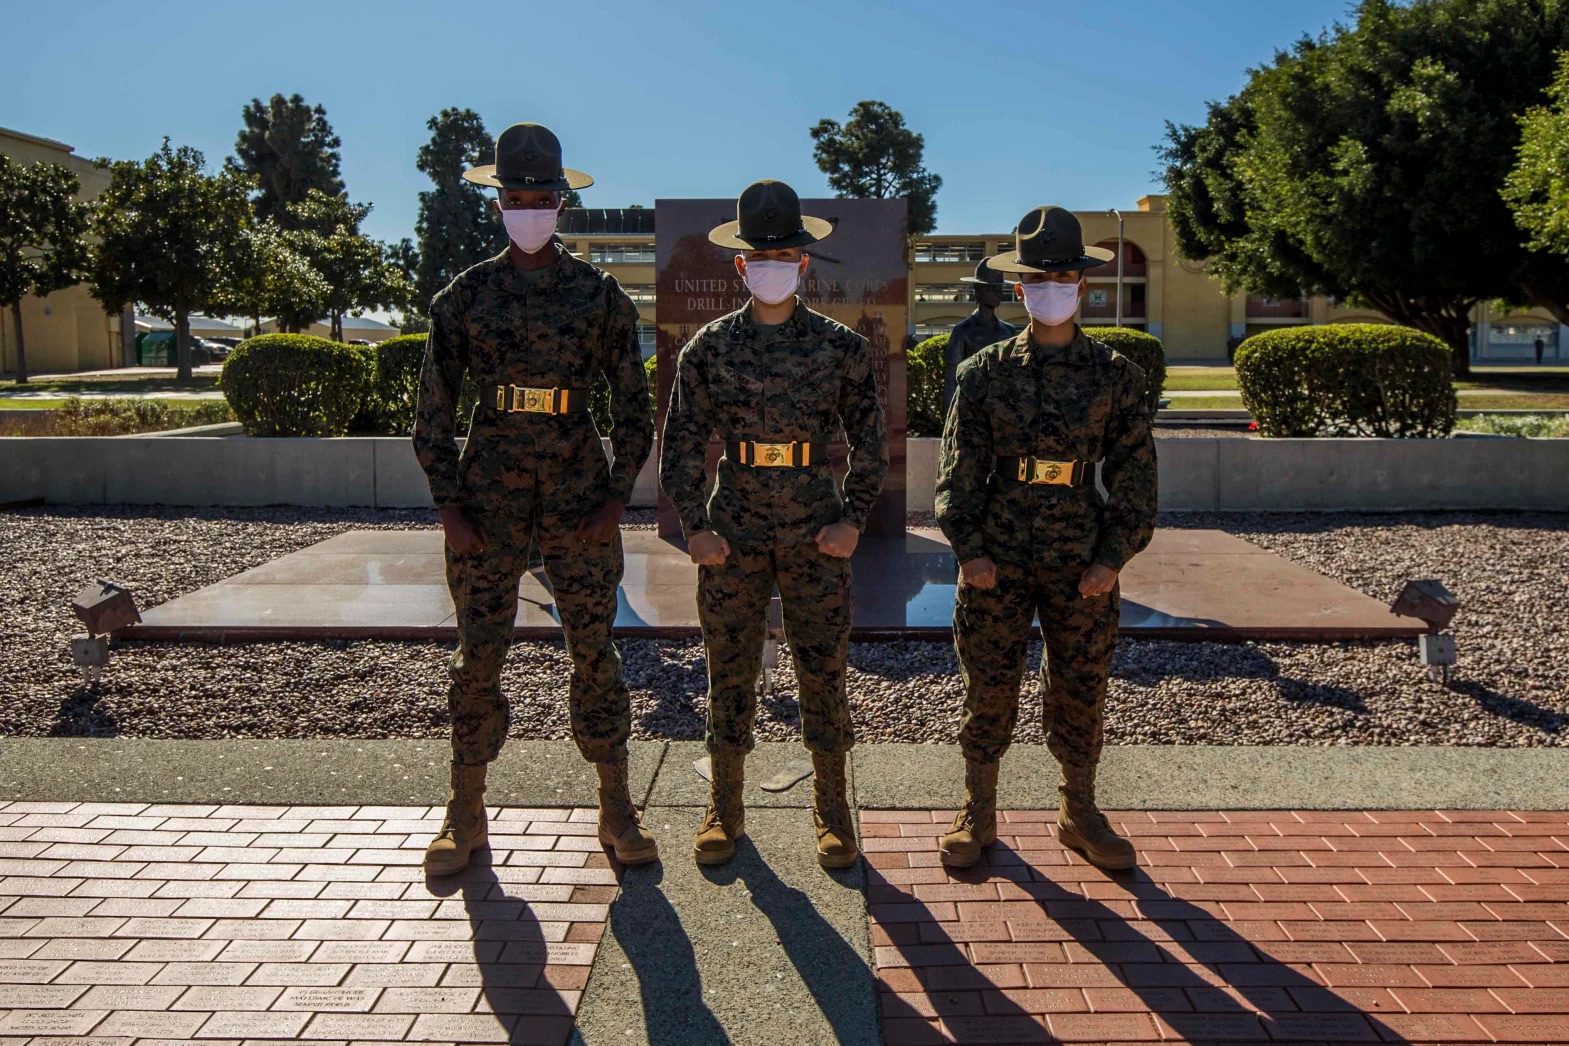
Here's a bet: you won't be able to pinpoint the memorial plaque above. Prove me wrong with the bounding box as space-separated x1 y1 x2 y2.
654 197 909 538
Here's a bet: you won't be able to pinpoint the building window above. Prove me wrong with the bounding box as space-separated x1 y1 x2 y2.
1084 240 1148 279
636 323 657 357
1087 289 1108 307
915 284 975 303
589 243 656 265
914 242 987 263
622 285 656 304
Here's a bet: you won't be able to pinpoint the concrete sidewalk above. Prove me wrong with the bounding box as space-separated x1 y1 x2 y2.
3 739 1568 1045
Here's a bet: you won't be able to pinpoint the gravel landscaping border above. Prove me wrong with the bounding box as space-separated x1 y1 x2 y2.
3 505 1564 748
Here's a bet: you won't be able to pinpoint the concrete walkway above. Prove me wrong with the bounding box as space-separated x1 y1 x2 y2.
2 740 1567 1045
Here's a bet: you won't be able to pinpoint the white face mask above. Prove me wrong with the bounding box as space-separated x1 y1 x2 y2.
501 207 558 254
1019 279 1082 325
742 259 802 305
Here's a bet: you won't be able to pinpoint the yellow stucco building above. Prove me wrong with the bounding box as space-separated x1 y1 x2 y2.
560 196 1566 364
0 127 130 377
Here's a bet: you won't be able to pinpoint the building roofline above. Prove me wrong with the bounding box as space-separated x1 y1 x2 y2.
0 126 77 153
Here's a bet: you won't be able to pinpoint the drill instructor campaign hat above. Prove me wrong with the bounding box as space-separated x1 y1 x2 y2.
462 122 594 192
959 258 1009 286
707 180 834 250
986 206 1114 275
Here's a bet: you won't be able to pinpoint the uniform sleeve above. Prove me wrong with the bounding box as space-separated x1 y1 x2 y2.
836 332 888 530
412 288 468 509
600 287 654 505
658 338 715 537
1093 361 1158 570
935 357 992 564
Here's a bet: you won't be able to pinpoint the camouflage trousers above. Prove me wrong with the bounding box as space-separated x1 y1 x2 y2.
444 508 630 766
697 540 856 758
953 559 1119 770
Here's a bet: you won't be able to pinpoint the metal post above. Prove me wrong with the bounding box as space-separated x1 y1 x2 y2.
1109 209 1125 328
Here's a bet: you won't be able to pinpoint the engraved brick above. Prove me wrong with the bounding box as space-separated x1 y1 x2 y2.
151 962 261 986
94 1010 210 1038
248 962 350 986
194 1011 310 1039
273 986 379 1011
0 1009 109 1035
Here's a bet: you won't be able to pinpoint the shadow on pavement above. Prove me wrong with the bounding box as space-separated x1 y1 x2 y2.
872 826 1402 1043
701 836 875 1045
607 859 728 1045
424 844 578 1046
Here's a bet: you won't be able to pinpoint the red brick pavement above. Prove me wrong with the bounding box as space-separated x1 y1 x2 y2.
863 810 1569 1044
0 801 615 1045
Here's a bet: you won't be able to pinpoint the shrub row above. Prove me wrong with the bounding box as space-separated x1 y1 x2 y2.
22 397 234 437
1235 324 1456 437
905 327 1169 438
222 333 663 437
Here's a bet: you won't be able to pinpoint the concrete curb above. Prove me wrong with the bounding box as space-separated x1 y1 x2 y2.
5 738 1568 811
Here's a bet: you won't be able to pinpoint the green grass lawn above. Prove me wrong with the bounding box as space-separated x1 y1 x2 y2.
0 374 221 397
1165 392 1569 411
1166 364 1569 395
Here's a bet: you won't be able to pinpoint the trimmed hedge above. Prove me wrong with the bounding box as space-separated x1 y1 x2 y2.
46 397 233 436
1235 324 1456 437
906 327 1166 438
907 333 947 438
1088 328 1167 414
221 334 374 437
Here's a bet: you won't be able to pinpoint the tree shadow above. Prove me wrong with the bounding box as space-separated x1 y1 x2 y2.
601 859 728 1045
423 841 578 1045
871 823 1403 1043
701 836 877 1044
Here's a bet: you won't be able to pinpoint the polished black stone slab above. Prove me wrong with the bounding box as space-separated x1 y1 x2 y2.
126 529 1424 643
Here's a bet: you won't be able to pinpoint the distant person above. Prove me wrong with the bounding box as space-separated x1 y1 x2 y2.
413 122 657 875
935 206 1157 872
943 260 1018 415
1535 336 1546 364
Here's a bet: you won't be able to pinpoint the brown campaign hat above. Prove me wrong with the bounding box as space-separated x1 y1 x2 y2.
462 123 593 192
959 258 1008 286
707 180 834 250
986 206 1114 275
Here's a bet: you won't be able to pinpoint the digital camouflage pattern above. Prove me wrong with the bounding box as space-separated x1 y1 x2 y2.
943 309 1017 414
661 302 888 756
935 327 1157 766
414 245 653 766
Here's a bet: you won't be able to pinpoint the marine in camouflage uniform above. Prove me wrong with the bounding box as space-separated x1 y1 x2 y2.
935 206 1157 871
660 180 888 869
413 123 658 875
943 259 1018 414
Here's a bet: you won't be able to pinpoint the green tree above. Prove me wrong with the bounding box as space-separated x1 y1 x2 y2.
88 141 252 379
0 157 88 383
217 217 328 338
283 190 411 341
1160 0 1569 377
810 100 942 236
231 93 345 229
1505 49 1569 326
411 109 503 313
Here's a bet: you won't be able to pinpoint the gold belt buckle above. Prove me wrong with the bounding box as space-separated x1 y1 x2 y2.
1021 457 1075 486
750 442 795 467
507 386 557 414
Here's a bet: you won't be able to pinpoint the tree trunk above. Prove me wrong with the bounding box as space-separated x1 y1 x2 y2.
331 311 343 342
9 302 26 384
175 310 192 381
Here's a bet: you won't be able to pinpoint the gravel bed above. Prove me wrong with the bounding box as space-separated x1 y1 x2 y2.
1152 426 1255 438
2 506 1564 747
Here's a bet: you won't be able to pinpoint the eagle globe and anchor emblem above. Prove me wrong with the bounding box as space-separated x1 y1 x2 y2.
1041 461 1063 482
764 446 785 465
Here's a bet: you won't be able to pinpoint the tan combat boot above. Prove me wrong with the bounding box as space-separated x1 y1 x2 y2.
424 761 489 876
1057 769 1137 871
693 750 745 866
939 759 999 868
812 752 858 870
596 754 659 866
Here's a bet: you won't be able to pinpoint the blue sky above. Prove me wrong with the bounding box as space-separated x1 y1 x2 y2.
7 0 1354 246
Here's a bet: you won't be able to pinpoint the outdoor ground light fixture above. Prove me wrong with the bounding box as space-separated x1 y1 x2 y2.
69 579 141 683
1390 579 1460 685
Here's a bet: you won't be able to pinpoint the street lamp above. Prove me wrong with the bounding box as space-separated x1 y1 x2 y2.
1108 209 1125 327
